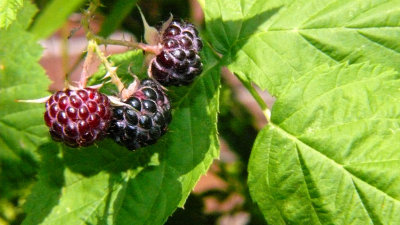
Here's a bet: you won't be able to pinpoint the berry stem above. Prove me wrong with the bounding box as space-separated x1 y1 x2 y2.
92 42 125 92
235 73 271 122
61 26 70 85
80 0 126 92
82 0 161 56
79 40 96 88
82 0 100 33
89 34 162 55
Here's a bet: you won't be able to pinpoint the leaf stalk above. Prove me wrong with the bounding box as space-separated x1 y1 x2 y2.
235 73 271 122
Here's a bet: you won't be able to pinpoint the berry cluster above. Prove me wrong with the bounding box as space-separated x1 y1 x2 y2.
41 17 202 151
151 20 203 86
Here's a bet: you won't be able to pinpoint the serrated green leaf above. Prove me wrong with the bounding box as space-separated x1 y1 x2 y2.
30 0 85 39
0 0 23 29
248 63 400 224
0 0 50 199
203 0 400 96
23 46 220 225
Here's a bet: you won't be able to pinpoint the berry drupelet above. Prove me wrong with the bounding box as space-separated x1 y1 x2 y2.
44 88 112 147
108 79 172 150
150 19 203 86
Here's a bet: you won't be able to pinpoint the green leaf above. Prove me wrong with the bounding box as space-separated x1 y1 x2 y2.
23 47 221 225
248 63 400 224
203 0 400 96
0 0 23 29
0 0 50 199
30 0 85 39
98 0 139 37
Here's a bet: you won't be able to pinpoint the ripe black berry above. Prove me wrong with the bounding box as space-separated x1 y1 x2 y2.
150 20 203 86
44 88 112 147
108 79 172 150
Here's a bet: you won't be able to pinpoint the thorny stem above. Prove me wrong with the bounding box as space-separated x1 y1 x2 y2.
76 0 163 92
78 0 163 93
66 0 99 79
61 26 70 86
81 0 100 34
92 42 125 92
82 0 160 54
235 73 271 123
89 34 162 55
78 0 124 92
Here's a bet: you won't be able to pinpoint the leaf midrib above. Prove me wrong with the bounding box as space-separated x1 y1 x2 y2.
270 122 400 203
224 26 400 56
295 145 324 225
276 70 389 126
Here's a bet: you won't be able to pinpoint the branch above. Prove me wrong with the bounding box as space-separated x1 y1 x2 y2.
89 34 162 55
92 42 125 92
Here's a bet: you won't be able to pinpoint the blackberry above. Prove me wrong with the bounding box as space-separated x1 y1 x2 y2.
44 88 112 147
108 79 172 150
150 19 203 86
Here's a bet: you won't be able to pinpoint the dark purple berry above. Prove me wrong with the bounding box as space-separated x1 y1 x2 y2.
150 19 203 86
44 88 112 147
108 79 171 150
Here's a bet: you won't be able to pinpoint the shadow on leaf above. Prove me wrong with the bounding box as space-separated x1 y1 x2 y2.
205 6 282 59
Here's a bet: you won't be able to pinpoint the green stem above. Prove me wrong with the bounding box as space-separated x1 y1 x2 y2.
81 0 100 34
235 73 271 122
81 1 160 55
90 34 139 48
80 0 125 92
88 34 161 54
92 42 125 92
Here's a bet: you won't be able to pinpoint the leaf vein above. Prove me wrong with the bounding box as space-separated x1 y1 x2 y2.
272 123 400 203
276 72 386 126
351 178 378 225
298 32 340 63
257 36 302 76
357 30 400 55
295 145 323 224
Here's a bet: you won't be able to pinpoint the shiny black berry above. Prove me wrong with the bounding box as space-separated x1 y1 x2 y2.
150 20 203 86
44 88 112 147
108 79 172 150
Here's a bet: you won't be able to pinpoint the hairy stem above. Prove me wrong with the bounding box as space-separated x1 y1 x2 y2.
89 34 162 55
92 42 125 92
79 0 125 92
61 26 70 85
235 73 271 122
82 0 161 55
79 40 96 88
82 0 100 34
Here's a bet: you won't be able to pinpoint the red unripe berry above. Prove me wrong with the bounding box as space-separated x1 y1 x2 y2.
44 88 111 147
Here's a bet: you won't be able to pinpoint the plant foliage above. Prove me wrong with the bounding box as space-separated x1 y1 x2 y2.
0 0 49 203
0 0 23 29
0 0 399 224
202 0 400 223
248 63 400 224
